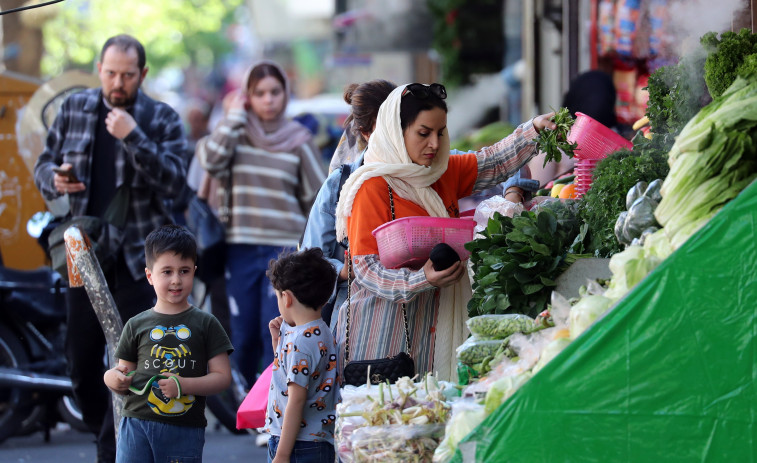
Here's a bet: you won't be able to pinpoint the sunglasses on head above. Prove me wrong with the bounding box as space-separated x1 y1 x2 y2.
401 83 447 100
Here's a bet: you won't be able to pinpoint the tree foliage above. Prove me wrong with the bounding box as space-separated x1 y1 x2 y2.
41 0 244 77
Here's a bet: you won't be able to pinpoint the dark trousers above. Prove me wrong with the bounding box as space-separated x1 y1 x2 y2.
65 256 154 463
225 243 288 386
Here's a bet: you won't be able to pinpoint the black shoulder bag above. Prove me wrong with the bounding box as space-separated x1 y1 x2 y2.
342 185 415 386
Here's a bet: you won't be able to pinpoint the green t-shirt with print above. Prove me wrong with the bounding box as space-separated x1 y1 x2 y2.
115 306 233 427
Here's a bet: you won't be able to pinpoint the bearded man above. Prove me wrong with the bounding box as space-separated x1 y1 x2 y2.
33 34 186 463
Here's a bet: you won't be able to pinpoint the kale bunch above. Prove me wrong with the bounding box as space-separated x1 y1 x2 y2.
701 28 757 99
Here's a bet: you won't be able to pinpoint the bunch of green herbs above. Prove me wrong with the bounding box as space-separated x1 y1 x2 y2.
701 28 757 99
534 107 578 167
577 146 670 257
465 200 587 318
645 50 710 147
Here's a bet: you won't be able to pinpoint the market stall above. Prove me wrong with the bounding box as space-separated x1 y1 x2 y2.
451 178 757 461
241 22 757 463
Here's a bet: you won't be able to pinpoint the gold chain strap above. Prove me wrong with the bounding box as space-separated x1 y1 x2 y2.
344 184 411 361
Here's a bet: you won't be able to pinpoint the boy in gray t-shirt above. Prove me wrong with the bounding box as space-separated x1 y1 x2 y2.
264 248 339 462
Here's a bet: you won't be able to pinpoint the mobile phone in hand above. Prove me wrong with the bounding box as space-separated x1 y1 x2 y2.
52 167 80 183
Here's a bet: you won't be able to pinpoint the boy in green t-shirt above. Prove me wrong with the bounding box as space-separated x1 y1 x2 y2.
103 224 233 462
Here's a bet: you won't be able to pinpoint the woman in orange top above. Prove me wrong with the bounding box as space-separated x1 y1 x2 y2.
334 83 556 381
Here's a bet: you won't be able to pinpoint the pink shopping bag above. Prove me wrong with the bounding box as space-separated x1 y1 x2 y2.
236 362 273 429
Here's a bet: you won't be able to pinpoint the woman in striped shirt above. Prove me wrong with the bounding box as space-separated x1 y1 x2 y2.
334 83 555 382
198 61 326 385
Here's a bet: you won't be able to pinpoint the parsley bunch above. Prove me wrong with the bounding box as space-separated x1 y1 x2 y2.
534 107 577 167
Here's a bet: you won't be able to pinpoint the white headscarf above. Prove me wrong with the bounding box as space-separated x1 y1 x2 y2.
335 84 469 382
335 84 451 241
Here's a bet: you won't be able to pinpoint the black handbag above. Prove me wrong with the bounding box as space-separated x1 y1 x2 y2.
186 194 226 284
342 185 415 386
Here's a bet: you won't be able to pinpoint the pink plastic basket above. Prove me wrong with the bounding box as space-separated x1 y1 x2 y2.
574 158 600 197
372 216 475 270
568 112 632 160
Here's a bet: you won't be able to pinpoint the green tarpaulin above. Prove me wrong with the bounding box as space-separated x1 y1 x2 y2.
453 180 757 462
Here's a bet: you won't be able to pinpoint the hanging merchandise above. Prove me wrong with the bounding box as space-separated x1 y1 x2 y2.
598 0 617 55
613 61 639 125
614 0 643 57
648 0 670 56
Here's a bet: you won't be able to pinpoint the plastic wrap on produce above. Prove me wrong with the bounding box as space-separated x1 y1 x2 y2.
433 400 486 463
347 424 446 462
450 179 757 462
472 195 523 236
336 375 456 462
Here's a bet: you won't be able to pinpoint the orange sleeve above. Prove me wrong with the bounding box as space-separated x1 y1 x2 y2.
446 153 478 199
347 177 393 256
348 155 478 256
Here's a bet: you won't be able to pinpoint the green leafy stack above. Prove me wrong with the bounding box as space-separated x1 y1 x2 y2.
465 200 586 318
534 107 578 167
655 74 757 249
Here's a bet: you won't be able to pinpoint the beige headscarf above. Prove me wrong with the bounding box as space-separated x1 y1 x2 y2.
241 60 312 153
335 84 469 382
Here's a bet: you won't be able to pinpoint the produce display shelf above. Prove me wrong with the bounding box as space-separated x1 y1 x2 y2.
452 179 757 462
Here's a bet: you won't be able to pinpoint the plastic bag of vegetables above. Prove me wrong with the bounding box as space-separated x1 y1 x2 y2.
348 424 446 462
455 337 510 368
466 314 539 339
569 294 613 340
615 179 663 246
483 371 533 415
432 400 487 463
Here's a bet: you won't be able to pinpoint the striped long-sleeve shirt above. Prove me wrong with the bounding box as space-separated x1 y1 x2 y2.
197 108 326 247
337 120 539 375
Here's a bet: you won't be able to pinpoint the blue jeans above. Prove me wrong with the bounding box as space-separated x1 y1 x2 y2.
267 436 335 463
226 244 292 386
116 416 205 463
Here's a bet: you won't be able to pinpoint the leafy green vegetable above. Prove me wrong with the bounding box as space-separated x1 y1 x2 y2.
577 148 669 257
465 200 587 318
534 107 577 167
701 28 757 99
645 52 710 141
655 74 757 249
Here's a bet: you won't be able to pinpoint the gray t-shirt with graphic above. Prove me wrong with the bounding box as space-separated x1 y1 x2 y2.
264 319 339 444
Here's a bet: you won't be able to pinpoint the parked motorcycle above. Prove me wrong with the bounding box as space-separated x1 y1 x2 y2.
0 261 87 443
